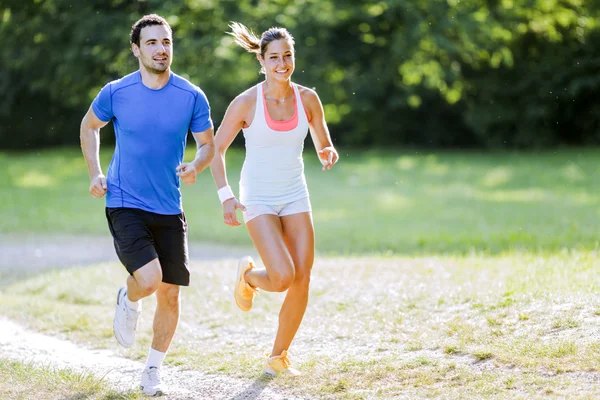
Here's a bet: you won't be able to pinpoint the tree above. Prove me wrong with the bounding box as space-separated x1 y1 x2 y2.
1 0 599 149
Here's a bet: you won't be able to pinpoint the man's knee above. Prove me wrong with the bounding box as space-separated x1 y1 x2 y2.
132 277 160 297
157 285 180 307
132 259 163 296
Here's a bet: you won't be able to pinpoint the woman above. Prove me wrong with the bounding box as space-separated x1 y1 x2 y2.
210 22 338 376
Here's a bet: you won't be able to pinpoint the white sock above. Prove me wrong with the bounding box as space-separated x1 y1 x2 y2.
146 348 166 369
124 292 141 311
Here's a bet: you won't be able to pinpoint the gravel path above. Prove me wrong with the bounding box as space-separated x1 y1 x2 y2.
0 233 256 273
0 233 306 399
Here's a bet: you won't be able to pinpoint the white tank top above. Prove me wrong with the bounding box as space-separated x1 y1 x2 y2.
239 83 310 205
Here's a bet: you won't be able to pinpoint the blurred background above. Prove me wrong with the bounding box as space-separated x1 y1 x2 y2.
2 4 600 398
2 0 599 150
1 0 599 256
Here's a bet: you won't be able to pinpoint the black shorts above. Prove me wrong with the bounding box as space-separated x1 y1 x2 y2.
106 207 190 286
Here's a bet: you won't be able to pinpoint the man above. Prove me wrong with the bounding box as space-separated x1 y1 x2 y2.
80 14 214 396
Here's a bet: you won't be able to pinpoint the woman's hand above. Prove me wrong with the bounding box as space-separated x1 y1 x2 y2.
318 146 339 171
223 198 247 226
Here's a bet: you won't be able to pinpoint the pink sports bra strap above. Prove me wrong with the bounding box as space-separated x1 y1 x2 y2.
262 83 299 132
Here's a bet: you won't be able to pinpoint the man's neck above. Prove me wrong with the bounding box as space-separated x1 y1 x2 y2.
139 67 171 89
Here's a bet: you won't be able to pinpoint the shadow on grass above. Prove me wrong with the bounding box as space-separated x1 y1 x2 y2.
229 374 274 400
56 389 139 400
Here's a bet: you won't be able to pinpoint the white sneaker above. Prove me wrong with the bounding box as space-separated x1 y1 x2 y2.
113 287 141 348
140 366 169 396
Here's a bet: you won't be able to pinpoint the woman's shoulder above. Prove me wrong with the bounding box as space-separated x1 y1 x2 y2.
229 85 259 111
238 84 260 103
295 84 320 108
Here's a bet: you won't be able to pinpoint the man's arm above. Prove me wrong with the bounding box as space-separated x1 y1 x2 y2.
80 106 109 198
176 126 215 185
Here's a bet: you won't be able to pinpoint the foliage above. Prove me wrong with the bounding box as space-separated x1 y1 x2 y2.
0 0 599 148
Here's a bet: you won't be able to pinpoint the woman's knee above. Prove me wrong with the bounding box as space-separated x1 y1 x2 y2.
293 267 312 288
271 269 295 292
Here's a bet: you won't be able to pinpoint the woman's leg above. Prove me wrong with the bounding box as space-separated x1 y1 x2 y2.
272 212 314 356
245 214 296 292
245 211 314 356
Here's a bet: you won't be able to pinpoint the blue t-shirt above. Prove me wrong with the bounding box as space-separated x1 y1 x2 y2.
92 71 212 215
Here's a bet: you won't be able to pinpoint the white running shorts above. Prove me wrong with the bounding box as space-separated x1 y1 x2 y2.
243 197 312 224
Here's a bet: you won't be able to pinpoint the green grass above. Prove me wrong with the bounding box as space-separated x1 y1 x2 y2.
0 358 140 399
1 147 599 254
2 147 600 398
1 251 600 398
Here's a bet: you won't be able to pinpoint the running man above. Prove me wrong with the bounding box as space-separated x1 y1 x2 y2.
210 22 339 376
80 14 214 395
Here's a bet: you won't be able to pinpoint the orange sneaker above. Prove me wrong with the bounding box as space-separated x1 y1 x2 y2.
234 256 258 311
264 350 301 376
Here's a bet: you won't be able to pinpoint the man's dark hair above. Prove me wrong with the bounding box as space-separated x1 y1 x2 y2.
130 14 172 46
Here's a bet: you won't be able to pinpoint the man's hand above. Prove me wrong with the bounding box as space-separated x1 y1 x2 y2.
89 174 107 198
176 163 198 185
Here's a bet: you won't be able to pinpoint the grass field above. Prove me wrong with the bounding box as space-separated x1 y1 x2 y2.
0 358 138 399
1 147 598 254
1 252 599 398
1 147 600 398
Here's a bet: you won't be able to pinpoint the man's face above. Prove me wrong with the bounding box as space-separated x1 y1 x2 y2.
132 25 172 74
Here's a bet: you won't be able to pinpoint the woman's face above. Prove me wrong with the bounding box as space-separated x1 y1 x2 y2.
260 39 295 81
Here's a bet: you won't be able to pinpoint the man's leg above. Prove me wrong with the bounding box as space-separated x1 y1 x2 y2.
140 212 187 396
151 282 180 352
127 259 163 302
106 208 163 348
142 283 179 369
147 211 187 350
114 259 163 348
139 279 180 396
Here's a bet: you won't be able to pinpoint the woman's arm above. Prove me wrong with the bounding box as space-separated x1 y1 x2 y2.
301 87 339 171
210 91 254 226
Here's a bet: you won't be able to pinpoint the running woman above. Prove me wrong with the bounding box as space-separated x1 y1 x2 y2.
210 22 339 376
80 14 214 395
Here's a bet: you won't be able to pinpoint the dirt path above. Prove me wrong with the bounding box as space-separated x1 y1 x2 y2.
0 233 305 399
0 233 256 274
0 318 305 399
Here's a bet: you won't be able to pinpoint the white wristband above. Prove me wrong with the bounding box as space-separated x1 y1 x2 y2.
217 185 235 204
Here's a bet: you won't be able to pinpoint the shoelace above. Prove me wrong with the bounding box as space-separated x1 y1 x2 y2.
244 262 259 294
124 306 139 330
280 355 291 369
146 367 161 385
244 282 258 296
268 353 291 369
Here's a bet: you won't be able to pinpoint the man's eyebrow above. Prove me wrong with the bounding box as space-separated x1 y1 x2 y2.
144 37 171 43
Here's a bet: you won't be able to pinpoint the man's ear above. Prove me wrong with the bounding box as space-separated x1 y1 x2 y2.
131 43 140 58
